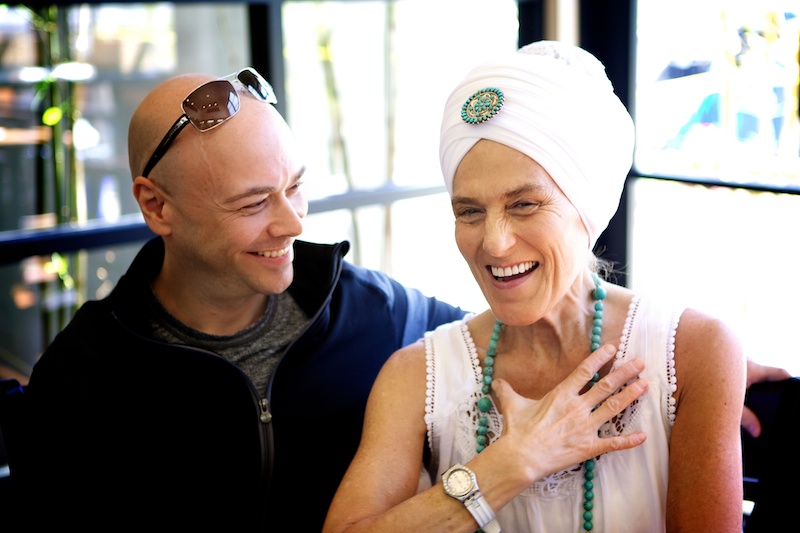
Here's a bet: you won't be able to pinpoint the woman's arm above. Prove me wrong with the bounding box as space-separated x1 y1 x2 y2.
323 342 649 533
667 308 747 532
323 340 480 532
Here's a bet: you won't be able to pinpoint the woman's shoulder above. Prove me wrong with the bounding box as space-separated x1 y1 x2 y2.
673 307 746 392
675 307 743 357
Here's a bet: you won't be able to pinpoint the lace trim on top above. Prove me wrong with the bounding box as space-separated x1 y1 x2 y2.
424 331 435 452
665 309 680 424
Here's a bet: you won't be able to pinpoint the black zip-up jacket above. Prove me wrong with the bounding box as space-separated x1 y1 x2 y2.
18 237 466 531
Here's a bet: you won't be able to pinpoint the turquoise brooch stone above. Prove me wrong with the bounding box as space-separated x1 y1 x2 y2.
461 87 504 124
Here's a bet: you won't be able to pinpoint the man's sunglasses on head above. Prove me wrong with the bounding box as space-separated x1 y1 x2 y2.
142 67 277 178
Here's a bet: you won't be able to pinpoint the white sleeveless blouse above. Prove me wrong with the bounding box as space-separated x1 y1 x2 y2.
424 296 682 533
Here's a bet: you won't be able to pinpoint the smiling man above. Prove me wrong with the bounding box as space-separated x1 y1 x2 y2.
18 69 466 531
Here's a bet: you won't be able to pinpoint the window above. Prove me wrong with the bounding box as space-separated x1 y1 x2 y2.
284 0 519 313
630 2 800 375
0 3 252 380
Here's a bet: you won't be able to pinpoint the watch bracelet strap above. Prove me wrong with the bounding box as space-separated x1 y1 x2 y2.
465 491 501 533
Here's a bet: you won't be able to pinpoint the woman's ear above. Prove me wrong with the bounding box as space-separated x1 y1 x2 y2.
133 176 171 236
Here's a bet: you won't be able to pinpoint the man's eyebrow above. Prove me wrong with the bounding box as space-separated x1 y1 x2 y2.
224 186 276 204
223 166 306 204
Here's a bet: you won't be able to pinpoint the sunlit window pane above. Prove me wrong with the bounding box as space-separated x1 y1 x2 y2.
288 0 518 311
629 178 800 376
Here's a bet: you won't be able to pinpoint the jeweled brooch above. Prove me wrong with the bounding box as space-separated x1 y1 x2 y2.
461 87 504 124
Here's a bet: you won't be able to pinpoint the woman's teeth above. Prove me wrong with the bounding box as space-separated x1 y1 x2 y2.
491 261 536 279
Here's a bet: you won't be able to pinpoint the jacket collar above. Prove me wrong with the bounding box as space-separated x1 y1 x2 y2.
109 237 350 335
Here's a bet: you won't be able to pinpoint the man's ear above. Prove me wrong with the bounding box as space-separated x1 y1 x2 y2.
133 176 171 236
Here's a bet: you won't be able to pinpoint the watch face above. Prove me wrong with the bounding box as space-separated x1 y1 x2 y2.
446 468 474 497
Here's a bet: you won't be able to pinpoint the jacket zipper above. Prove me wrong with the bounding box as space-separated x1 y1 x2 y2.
259 398 272 423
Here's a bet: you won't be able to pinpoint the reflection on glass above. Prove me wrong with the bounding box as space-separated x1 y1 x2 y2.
634 2 799 187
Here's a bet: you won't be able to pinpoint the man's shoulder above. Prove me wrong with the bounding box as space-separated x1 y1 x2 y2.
339 261 397 293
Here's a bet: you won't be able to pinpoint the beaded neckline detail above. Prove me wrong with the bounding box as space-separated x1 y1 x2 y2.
476 272 606 532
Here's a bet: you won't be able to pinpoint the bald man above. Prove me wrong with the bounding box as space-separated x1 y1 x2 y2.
19 70 466 531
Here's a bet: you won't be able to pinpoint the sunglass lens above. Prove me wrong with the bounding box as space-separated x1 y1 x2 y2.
182 80 240 131
238 69 277 104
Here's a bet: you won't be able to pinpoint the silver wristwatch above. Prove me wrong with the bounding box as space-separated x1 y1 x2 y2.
442 464 501 533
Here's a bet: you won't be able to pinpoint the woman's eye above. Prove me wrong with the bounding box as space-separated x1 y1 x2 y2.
455 207 481 218
244 199 267 210
512 201 539 211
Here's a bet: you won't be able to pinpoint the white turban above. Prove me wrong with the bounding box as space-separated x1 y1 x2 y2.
439 40 635 248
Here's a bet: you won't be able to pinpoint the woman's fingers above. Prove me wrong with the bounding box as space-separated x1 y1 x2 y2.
490 353 648 476
553 344 649 456
592 427 648 455
564 344 618 389
490 377 520 415
568 342 646 412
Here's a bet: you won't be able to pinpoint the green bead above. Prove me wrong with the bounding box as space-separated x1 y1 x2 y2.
585 459 595 470
481 384 491 394
584 481 594 491
478 415 488 426
477 397 492 412
594 301 604 311
583 520 593 531
593 286 606 300
583 511 593 521
476 435 487 446
584 470 594 481
484 355 494 366
476 444 485 453
584 491 594 501
583 501 594 511
483 375 493 386
484 366 494 376
591 342 601 351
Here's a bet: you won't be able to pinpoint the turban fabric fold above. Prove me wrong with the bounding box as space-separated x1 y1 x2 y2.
439 41 635 248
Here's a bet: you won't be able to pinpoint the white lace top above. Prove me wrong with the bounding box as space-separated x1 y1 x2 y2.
424 296 682 533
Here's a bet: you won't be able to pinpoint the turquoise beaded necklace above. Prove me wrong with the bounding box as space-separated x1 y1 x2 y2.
476 272 607 532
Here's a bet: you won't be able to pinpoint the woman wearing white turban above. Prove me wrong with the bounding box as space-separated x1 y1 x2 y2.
324 41 746 533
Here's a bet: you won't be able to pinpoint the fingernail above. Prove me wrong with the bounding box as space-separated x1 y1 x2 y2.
603 344 616 355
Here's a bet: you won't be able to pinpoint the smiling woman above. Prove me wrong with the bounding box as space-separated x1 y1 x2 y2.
322 40 747 533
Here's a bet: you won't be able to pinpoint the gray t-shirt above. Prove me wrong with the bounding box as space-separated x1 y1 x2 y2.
148 290 310 395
